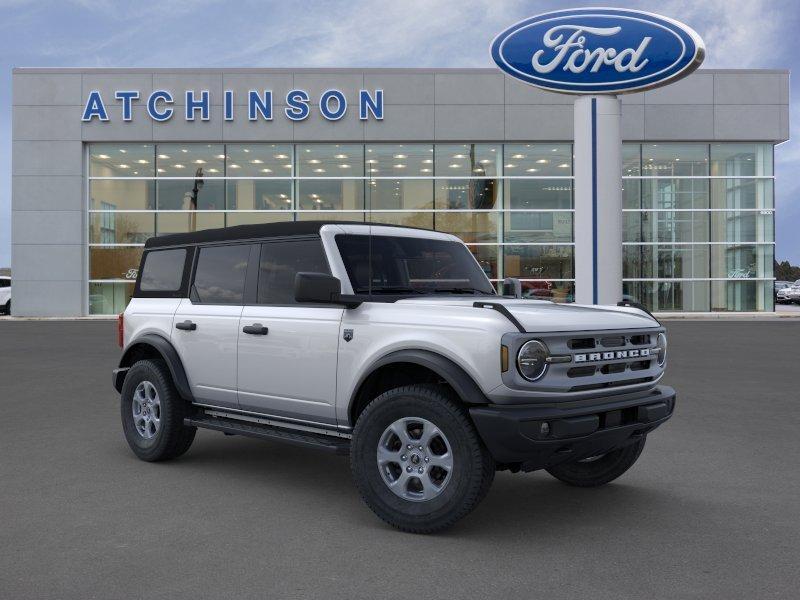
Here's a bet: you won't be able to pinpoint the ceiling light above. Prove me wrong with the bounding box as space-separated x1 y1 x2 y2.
308 159 321 164
479 159 491 164
284 164 292 169
158 154 170 160
511 154 525 159
449 164 461 168
526 168 539 173
313 168 325 173
229 164 241 169
157 168 165 173
452 154 466 159
422 159 433 164
118 164 129 169
334 154 348 159
394 154 407 159
208 168 219 173
339 164 350 169
558 163 570 168
97 154 110 159
119 149 127 153
536 159 549 164
394 164 406 169
261 168 272 173
274 154 288 159
420 168 432 173
173 164 185 169
243 148 250 153
250 159 264 164
366 159 378 164
180 149 188 153
215 154 226 159
505 164 516 168
194 159 206 164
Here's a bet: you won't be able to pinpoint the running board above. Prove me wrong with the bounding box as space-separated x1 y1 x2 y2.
184 414 350 455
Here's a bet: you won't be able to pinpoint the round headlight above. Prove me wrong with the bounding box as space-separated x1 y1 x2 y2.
656 332 667 367
517 340 549 381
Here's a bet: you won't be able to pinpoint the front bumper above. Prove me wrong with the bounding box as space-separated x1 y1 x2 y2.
469 385 675 472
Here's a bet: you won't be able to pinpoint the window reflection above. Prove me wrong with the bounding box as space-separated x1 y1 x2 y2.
641 143 708 176
297 144 364 177
504 245 574 279
435 144 502 177
710 143 772 177
505 179 572 210
90 144 154 177
226 144 293 177
227 180 292 210
503 144 572 177
297 179 364 211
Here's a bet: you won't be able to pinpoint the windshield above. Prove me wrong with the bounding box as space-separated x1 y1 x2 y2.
335 234 495 296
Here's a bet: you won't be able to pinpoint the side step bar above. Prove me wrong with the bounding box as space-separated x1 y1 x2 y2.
184 414 350 455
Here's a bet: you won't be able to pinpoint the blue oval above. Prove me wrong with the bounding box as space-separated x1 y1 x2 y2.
491 8 704 94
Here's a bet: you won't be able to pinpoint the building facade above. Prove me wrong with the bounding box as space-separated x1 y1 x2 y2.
11 67 789 316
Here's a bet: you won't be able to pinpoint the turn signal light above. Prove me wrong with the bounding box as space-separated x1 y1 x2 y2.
500 345 509 372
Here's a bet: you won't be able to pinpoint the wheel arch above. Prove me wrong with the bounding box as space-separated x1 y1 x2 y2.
348 349 488 426
116 334 193 401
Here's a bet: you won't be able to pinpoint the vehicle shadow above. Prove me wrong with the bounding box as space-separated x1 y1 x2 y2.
163 431 683 539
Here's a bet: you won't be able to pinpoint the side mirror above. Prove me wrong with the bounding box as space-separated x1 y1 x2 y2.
295 272 361 308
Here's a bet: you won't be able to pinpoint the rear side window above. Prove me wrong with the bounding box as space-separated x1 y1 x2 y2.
139 249 186 292
193 245 250 304
258 239 330 304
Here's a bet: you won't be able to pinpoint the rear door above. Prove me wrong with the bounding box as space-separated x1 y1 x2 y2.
172 243 255 409
237 237 343 425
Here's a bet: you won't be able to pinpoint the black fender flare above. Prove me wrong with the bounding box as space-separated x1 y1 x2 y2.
115 334 194 401
351 349 489 412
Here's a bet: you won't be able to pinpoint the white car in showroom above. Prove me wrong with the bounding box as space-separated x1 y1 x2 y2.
0 276 10 314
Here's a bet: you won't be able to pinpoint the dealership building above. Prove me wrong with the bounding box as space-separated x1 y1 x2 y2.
10 67 789 315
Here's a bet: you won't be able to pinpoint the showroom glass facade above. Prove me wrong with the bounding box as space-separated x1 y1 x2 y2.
88 141 773 314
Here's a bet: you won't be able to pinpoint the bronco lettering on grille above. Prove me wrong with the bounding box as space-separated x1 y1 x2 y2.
574 348 651 363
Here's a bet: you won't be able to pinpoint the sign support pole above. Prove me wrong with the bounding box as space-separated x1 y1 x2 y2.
573 95 623 305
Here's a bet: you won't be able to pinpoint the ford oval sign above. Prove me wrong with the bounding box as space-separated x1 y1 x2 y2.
491 8 705 94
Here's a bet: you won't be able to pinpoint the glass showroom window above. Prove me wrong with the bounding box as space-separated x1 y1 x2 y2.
623 142 775 312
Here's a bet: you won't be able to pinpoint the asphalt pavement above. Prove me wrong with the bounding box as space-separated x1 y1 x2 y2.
0 320 798 599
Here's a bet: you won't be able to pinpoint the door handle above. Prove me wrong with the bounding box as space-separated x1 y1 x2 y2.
242 323 269 335
175 320 197 331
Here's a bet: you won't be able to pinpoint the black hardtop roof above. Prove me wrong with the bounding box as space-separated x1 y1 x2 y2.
143 220 433 249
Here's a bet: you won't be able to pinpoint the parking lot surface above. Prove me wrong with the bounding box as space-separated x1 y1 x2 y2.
1 320 798 599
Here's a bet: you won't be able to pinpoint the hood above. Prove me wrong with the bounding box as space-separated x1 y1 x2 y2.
395 297 658 332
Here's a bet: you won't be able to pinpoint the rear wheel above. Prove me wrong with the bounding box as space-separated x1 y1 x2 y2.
545 437 646 487
120 359 196 462
350 385 494 534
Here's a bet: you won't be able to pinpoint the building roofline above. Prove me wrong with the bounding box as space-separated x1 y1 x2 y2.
11 66 791 75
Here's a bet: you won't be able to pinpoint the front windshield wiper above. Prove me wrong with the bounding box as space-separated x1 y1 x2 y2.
353 286 427 295
431 288 496 296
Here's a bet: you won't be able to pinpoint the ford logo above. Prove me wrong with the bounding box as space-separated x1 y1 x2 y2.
491 8 704 94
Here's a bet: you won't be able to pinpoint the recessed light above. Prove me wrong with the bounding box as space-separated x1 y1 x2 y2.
505 164 516 168
251 159 263 164
173 164 185 169
157 168 165 173
479 159 491 164
194 159 206 164
313 168 325 173
158 154 170 160
536 159 549 164
334 154 348 159
208 168 219 173
449 164 461 169
97 154 110 159
274 154 288 159
420 168 431 173
558 163 570 168
308 159 321 164
394 164 406 169
284 164 292 169
422 159 433 164
512 154 525 159
119 149 127 153
261 168 272 173
394 154 407 159
243 148 250 153
452 154 466 159
229 164 240 169
180 149 188 153
526 168 539 173
215 154 226 159
338 164 350 169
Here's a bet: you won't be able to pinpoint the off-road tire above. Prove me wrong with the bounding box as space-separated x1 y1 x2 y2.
121 359 196 462
545 437 646 487
350 384 494 534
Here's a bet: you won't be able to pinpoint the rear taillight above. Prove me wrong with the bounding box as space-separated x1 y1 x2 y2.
117 313 124 348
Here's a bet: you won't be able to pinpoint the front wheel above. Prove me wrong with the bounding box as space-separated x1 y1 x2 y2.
350 385 494 534
545 437 646 487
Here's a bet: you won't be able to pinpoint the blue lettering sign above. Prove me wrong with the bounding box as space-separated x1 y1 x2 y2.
115 91 139 121
359 89 383 120
185 90 210 121
147 90 174 121
285 89 310 121
248 90 273 120
81 91 108 122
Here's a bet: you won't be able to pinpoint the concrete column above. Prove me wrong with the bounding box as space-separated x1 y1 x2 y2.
573 95 623 305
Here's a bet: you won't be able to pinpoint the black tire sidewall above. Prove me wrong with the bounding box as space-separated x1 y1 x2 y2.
120 359 191 461
351 386 492 530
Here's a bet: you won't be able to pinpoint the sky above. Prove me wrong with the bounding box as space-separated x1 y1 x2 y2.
1 0 799 268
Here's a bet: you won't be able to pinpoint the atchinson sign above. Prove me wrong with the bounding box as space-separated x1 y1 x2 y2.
81 89 384 122
491 7 704 94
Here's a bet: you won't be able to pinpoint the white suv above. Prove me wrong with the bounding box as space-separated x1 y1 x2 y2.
0 276 10 314
114 222 674 533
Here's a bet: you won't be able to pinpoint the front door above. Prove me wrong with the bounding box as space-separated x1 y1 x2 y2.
172 243 253 409
237 238 343 425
